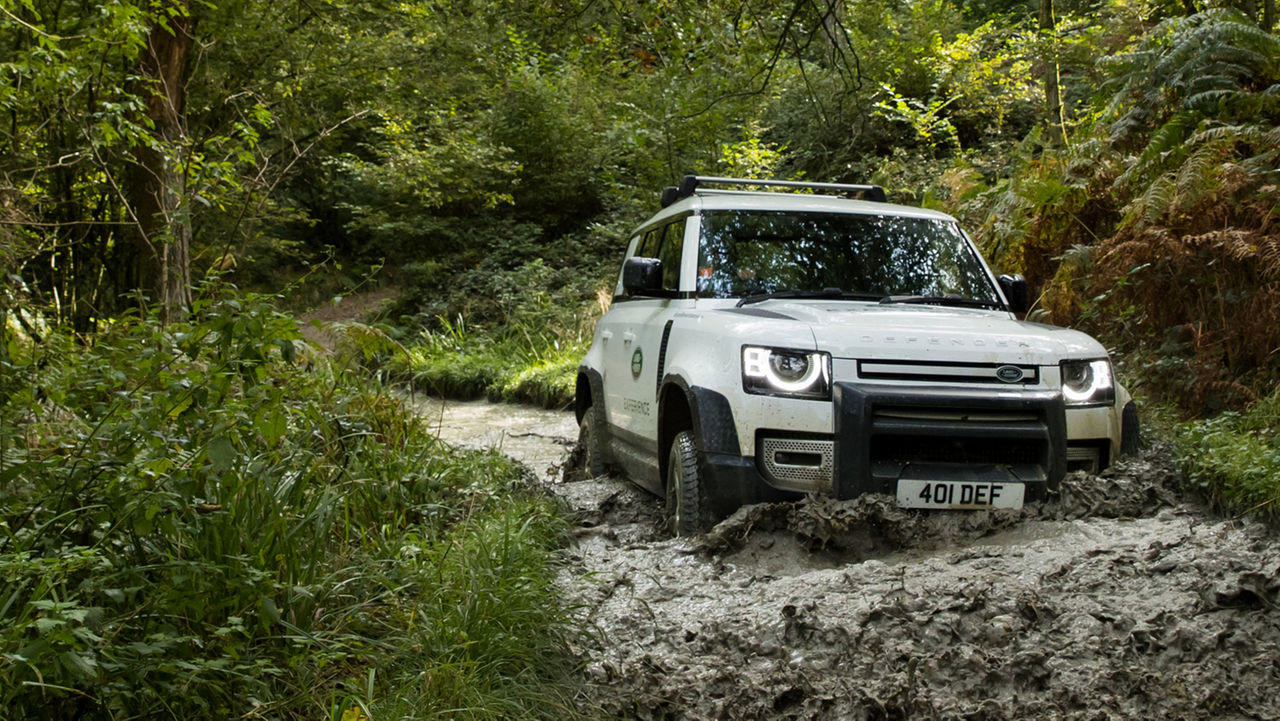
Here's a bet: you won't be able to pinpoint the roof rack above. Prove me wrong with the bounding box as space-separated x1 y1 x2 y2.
660 174 886 208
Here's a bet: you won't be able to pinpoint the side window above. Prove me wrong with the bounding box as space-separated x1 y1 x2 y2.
658 221 684 290
636 228 662 259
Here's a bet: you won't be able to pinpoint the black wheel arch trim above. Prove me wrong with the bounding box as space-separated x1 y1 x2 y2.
576 367 611 466
1121 400 1141 455
575 365 604 423
657 376 741 480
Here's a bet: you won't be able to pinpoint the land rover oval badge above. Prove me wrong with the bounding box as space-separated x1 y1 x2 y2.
996 365 1025 383
631 348 643 378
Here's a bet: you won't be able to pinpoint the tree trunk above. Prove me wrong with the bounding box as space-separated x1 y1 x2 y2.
1242 0 1258 25
1264 0 1275 33
1039 0 1065 146
127 1 192 323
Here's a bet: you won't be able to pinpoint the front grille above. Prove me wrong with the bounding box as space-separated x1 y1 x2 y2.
760 437 834 493
871 435 1045 466
858 360 1040 385
874 406 1040 423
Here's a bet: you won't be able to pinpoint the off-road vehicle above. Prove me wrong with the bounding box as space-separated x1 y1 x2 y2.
575 176 1139 534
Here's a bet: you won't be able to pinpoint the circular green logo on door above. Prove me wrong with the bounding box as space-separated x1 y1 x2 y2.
631 348 643 378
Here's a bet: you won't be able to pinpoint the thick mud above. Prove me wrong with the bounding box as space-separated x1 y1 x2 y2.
419 399 1280 720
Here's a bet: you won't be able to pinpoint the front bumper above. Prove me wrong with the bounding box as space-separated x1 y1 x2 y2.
696 382 1075 515
831 383 1066 502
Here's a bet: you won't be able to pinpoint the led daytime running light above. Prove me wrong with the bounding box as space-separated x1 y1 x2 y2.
1062 359 1112 404
743 347 828 393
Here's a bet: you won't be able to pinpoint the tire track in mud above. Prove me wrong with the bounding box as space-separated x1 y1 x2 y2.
416 399 1280 720
564 456 1280 721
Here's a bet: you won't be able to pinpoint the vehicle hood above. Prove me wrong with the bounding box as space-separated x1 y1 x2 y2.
717 301 1108 365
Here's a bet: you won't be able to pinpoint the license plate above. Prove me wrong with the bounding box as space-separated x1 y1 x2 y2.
896 479 1024 510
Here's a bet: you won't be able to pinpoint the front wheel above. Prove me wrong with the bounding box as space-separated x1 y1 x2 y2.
666 430 707 536
580 411 607 476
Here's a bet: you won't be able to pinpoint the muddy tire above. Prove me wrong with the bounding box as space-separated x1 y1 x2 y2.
666 430 706 536
576 411 607 479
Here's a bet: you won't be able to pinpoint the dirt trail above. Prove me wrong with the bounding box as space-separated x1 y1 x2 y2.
296 286 400 350
419 399 1280 720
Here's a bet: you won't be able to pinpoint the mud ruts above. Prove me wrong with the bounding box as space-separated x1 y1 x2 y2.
414 399 1280 721
565 453 1280 720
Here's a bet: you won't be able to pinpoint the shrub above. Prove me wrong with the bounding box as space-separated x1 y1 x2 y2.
1176 389 1280 521
0 291 579 719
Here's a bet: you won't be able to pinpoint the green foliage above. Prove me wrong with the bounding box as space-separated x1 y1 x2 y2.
378 257 604 409
942 8 1280 414
394 334 586 410
0 292 578 718
1177 390 1280 521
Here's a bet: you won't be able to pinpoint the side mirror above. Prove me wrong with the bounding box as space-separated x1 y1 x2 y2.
998 274 1028 315
623 257 663 296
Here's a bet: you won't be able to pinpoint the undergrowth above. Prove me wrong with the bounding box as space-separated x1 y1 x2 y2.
390 333 584 410
0 291 581 719
1176 390 1280 523
954 10 1280 416
380 260 606 410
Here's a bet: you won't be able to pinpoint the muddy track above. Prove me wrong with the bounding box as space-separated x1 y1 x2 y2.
417 399 1280 720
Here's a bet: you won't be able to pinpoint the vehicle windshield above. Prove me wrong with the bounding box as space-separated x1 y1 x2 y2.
696 210 1000 304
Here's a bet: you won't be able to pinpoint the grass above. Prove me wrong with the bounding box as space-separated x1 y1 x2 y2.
380 296 597 411
0 291 583 719
367 259 608 411
392 338 584 410
1175 389 1280 522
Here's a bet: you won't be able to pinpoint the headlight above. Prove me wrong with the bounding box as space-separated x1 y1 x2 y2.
742 346 831 399
1060 359 1115 407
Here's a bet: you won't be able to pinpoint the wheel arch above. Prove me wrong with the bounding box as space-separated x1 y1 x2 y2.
575 365 604 423
657 377 740 489
658 380 693 487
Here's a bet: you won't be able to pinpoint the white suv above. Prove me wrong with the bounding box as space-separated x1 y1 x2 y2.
575 176 1139 534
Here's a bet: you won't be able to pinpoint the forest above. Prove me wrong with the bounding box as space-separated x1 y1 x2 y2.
1 0 1278 717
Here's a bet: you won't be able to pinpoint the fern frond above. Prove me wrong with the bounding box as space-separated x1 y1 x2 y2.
325 321 410 362
1102 8 1280 144
1185 88 1241 113
1187 229 1257 261
1119 174 1176 229
1190 123 1261 144
1115 116 1189 191
1260 237 1280 279
1053 243 1096 273
1176 138 1235 210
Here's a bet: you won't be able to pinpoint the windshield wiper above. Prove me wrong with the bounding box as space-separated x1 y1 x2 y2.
879 295 1004 309
737 288 882 307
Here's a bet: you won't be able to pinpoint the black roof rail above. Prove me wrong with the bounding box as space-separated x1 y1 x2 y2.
660 174 886 207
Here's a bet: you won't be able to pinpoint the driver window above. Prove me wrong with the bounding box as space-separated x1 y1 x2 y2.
636 228 662 259
658 221 684 290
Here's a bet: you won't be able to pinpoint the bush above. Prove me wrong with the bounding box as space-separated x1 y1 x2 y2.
0 292 579 719
1176 390 1280 522
384 258 607 409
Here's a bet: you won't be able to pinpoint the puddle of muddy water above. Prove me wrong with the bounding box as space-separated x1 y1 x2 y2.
410 396 580 477
413 397 1280 721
